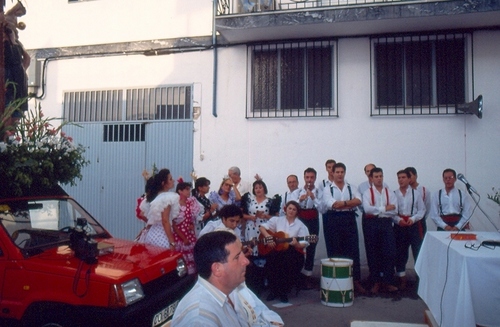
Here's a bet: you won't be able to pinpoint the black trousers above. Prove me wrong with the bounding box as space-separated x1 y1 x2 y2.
298 211 319 273
394 220 426 274
265 247 305 296
323 211 362 281
362 217 396 284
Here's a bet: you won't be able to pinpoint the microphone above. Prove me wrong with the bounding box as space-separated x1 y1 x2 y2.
457 173 479 195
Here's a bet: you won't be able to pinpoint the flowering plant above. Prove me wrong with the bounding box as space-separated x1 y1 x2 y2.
0 105 89 197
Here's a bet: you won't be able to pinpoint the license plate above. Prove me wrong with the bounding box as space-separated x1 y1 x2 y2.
152 300 179 327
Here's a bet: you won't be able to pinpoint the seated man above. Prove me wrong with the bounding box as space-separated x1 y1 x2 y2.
172 230 283 327
199 204 243 240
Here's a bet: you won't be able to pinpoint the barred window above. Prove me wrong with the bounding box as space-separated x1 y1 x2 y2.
248 40 337 118
103 124 146 142
63 85 192 122
372 32 472 116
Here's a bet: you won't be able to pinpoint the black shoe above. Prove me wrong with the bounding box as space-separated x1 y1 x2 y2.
266 293 277 301
279 295 288 303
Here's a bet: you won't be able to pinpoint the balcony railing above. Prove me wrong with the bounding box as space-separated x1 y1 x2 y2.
217 0 418 15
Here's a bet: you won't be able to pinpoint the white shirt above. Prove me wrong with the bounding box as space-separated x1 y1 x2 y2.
260 215 310 247
415 184 431 218
172 278 283 327
199 220 243 241
362 186 398 218
298 185 323 213
429 187 472 230
279 189 300 215
394 186 425 224
322 181 361 212
236 180 252 196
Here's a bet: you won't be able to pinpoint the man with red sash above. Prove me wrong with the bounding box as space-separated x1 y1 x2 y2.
297 167 322 289
362 167 398 294
429 168 472 231
322 162 366 294
393 169 425 290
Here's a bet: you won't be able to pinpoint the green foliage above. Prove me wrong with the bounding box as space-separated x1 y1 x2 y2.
0 105 89 197
488 188 500 206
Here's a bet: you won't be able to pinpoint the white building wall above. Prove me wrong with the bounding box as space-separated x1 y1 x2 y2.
13 1 500 259
18 0 212 48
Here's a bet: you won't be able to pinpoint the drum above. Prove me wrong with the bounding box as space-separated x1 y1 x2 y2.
320 258 354 307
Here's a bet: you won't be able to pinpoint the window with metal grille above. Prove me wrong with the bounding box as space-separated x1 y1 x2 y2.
371 32 472 116
63 85 192 122
248 40 337 118
103 124 146 142
64 90 123 122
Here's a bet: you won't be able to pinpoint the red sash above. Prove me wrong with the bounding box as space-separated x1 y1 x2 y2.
299 208 318 220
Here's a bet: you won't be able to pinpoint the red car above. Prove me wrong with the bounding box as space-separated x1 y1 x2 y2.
0 186 195 327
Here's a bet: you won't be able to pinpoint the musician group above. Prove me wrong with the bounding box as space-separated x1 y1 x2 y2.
139 163 472 304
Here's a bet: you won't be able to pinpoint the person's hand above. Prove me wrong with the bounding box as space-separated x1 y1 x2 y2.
386 204 396 211
210 203 218 212
255 173 262 180
142 169 150 181
264 235 275 248
332 201 344 209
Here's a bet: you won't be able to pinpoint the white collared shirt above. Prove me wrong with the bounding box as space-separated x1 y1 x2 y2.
279 189 300 215
298 186 323 212
362 186 398 218
260 215 310 247
322 181 361 212
172 278 283 327
394 186 425 224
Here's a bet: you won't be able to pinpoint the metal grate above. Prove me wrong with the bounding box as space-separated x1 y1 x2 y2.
248 39 337 118
371 32 472 116
63 85 192 122
103 123 146 142
63 90 123 122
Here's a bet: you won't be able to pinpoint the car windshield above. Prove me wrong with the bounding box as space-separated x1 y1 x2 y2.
0 198 108 256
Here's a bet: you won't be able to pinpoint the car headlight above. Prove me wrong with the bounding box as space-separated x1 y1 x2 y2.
109 278 144 307
177 258 187 277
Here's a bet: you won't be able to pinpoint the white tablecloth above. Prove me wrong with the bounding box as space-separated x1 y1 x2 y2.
415 231 500 327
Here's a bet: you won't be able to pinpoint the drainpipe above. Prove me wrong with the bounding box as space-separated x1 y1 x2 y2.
212 0 218 117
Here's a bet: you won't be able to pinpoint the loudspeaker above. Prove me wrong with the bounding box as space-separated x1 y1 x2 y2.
455 95 483 119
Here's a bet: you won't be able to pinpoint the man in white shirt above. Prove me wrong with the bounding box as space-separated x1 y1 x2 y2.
321 162 366 294
393 169 426 290
406 166 431 233
279 175 300 215
362 167 398 294
318 159 336 194
172 231 283 327
228 166 252 200
429 168 472 231
199 204 243 240
297 167 322 288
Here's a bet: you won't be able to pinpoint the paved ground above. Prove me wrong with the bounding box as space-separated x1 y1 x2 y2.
264 268 429 327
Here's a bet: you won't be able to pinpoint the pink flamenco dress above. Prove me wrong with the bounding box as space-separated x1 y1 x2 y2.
173 196 201 275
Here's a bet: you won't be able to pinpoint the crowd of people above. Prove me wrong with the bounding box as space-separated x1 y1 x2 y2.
134 162 473 320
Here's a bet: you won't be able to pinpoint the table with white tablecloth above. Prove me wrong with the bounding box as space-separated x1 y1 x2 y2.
415 231 500 327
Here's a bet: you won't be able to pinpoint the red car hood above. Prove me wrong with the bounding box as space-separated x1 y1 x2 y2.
21 238 182 284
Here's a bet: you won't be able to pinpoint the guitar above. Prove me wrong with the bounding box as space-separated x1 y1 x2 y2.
258 230 318 256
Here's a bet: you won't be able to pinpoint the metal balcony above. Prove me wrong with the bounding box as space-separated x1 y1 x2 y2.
215 0 500 43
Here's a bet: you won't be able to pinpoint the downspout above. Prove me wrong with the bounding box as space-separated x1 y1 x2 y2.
212 0 218 117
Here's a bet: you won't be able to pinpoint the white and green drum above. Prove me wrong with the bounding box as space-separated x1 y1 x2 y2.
320 258 354 307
